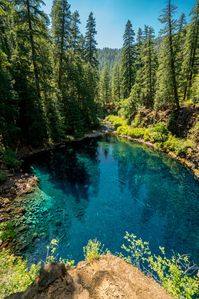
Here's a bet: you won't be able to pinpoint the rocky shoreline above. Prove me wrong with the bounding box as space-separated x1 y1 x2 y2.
114 132 199 181
0 174 38 223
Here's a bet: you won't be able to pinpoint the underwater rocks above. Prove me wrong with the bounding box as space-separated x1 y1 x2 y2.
7 255 173 299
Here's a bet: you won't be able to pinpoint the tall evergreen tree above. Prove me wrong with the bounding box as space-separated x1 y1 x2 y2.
176 13 187 99
130 26 156 108
135 27 144 70
51 0 71 89
70 10 82 54
155 0 179 109
142 26 157 107
121 20 136 98
182 0 199 101
13 0 50 145
111 63 122 101
84 12 98 68
99 65 111 108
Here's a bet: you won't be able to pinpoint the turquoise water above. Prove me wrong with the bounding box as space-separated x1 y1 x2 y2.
18 136 199 264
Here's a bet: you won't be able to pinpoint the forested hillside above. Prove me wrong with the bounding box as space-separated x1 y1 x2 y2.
98 1 199 112
0 0 99 152
97 48 121 70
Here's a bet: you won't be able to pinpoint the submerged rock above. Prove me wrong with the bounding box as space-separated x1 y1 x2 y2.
7 255 172 299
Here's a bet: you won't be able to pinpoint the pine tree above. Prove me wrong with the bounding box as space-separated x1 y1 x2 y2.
51 0 71 89
121 20 136 98
182 0 199 101
13 0 50 145
84 12 98 68
99 65 111 109
135 27 144 70
176 13 187 99
70 10 81 54
141 26 157 107
155 0 179 109
130 26 157 109
111 63 122 101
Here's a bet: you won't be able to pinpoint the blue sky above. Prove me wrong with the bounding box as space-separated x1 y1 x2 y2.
43 0 195 48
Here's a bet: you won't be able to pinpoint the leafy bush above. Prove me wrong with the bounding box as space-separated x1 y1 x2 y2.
83 239 107 262
131 113 141 127
0 170 7 183
106 115 127 129
121 232 199 299
116 124 146 139
144 122 169 143
117 98 133 119
164 135 194 156
117 125 130 135
46 239 75 266
0 249 40 298
148 249 199 299
3 148 21 169
0 222 16 242
128 127 146 139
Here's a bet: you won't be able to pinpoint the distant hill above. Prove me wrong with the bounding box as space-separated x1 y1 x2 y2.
98 48 121 70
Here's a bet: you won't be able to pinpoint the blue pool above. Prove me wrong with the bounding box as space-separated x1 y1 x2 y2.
17 136 199 264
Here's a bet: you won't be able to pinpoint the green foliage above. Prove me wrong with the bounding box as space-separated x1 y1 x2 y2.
0 170 7 183
121 20 136 98
131 113 141 127
106 115 127 128
46 239 75 266
2 148 21 169
164 135 194 156
83 239 107 262
148 250 199 299
0 249 40 298
117 126 146 139
117 98 133 119
0 222 16 242
85 12 98 68
121 232 199 299
121 232 151 267
144 122 169 143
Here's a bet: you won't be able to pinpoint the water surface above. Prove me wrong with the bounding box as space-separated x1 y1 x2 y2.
18 136 199 264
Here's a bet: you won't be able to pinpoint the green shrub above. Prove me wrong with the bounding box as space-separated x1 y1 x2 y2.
0 249 40 298
117 125 130 135
117 98 133 119
164 135 194 156
145 123 169 143
106 115 127 129
0 222 16 242
0 170 7 184
117 125 146 139
46 239 75 266
83 239 107 262
3 148 21 169
121 232 199 299
131 113 141 127
128 127 146 139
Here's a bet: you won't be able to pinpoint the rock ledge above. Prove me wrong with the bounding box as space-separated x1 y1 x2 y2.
7 255 173 299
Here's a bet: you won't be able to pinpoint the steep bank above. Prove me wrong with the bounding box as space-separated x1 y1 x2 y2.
106 105 199 180
7 255 172 299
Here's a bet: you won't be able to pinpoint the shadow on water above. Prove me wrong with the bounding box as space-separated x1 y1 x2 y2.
16 136 199 265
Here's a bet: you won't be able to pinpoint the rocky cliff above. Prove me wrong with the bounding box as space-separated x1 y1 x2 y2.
7 255 172 299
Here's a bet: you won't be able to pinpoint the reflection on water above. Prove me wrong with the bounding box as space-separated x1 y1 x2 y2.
17 136 199 264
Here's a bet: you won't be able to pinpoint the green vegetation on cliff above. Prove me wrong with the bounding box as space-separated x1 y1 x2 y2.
0 235 198 299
